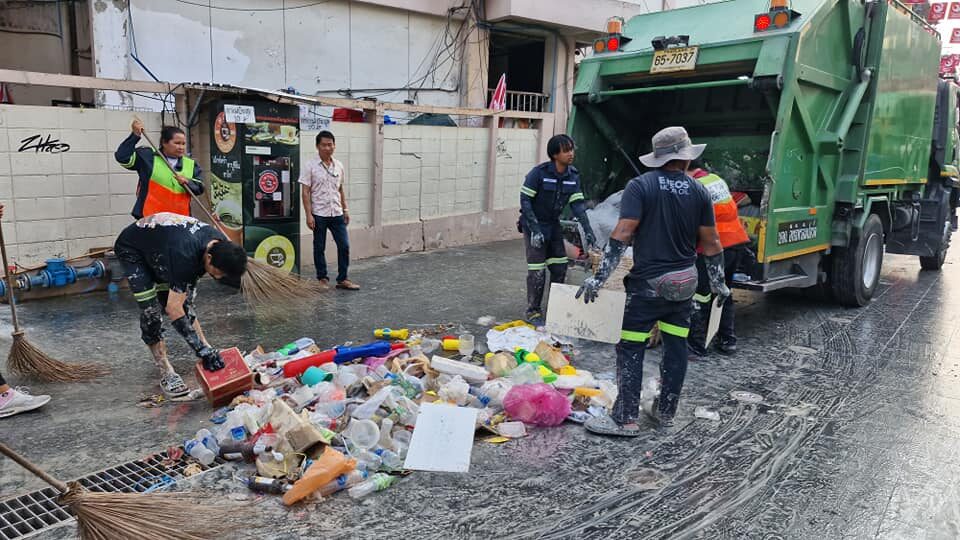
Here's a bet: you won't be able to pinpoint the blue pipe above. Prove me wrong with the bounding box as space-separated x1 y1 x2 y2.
17 259 105 292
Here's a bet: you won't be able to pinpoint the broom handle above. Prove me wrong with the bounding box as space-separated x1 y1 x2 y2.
0 442 69 493
135 126 230 237
0 221 22 333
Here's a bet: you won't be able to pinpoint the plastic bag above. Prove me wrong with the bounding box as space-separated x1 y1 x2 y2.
438 375 470 405
507 363 542 385
503 383 572 427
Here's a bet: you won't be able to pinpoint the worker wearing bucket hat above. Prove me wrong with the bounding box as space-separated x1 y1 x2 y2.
577 126 730 436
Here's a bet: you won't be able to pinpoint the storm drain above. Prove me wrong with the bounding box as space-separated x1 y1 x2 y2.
0 448 224 540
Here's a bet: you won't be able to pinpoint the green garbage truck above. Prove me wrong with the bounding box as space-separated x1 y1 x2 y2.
570 0 959 306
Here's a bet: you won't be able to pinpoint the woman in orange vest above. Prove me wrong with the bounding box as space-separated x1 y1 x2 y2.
115 119 204 219
687 160 750 357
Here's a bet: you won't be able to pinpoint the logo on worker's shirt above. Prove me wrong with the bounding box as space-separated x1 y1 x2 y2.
658 175 690 195
704 180 732 203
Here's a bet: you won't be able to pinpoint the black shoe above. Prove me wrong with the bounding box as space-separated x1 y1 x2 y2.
645 397 675 428
688 343 708 357
715 341 737 355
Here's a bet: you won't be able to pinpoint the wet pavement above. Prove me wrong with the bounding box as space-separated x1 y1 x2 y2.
2 239 960 539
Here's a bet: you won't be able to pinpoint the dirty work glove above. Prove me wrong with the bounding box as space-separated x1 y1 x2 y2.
577 276 603 304
198 347 225 372
583 228 597 250
704 252 731 302
529 230 545 249
576 237 628 304
171 316 223 371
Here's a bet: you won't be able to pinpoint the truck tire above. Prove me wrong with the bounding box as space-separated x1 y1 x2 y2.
831 214 884 307
919 221 950 270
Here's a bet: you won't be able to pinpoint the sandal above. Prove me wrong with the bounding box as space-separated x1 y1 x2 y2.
584 414 642 437
160 372 190 399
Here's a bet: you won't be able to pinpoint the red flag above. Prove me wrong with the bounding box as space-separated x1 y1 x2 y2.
930 2 947 21
488 73 506 111
950 2 960 18
952 28 960 43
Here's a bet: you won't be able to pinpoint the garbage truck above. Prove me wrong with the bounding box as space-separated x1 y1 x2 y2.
569 0 959 306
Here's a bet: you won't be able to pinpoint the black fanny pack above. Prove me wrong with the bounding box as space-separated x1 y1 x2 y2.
646 266 698 302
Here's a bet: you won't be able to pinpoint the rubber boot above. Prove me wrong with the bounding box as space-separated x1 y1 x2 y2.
687 300 710 357
526 269 547 322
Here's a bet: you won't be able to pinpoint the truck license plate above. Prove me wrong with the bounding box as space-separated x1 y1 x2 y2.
777 219 818 245
650 46 699 74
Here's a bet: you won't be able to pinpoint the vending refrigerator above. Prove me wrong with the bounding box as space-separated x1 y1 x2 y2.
208 98 301 273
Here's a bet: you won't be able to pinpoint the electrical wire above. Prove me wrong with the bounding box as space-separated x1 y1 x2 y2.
171 0 332 11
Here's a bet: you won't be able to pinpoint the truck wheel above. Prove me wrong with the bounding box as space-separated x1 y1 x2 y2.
831 214 884 307
919 221 950 271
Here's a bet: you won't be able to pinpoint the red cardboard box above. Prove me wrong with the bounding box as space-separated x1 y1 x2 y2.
195 347 253 407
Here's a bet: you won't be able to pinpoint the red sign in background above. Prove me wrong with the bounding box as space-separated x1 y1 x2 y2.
941 54 960 75
930 2 948 21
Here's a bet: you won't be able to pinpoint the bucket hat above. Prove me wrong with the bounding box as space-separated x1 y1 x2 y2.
638 126 706 168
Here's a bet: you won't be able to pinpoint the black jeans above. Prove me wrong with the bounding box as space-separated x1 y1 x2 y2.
612 279 694 424
523 223 567 314
313 214 350 282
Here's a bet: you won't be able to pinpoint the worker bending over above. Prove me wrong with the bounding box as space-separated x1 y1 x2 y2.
114 213 247 397
578 127 728 436
519 134 597 324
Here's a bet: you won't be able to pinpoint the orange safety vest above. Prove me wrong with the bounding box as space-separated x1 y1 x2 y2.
141 154 194 217
697 173 749 248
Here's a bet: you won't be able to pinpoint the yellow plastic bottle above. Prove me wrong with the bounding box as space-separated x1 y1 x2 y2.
374 328 409 340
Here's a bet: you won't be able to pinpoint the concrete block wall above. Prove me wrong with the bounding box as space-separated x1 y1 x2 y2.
0 105 162 266
494 128 540 210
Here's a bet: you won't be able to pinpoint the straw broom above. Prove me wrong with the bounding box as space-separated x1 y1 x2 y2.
0 221 108 382
138 129 326 304
0 441 235 540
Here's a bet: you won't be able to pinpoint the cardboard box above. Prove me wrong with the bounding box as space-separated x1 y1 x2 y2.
195 347 253 407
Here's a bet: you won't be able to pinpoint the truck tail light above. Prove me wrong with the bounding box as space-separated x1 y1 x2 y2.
754 13 772 31
607 37 620 52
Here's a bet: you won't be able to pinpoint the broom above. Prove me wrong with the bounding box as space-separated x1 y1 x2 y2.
0 441 236 540
137 129 326 305
0 222 108 382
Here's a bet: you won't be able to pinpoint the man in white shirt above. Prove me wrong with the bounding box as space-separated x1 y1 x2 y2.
299 131 359 290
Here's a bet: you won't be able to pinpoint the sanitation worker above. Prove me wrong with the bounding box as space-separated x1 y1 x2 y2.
519 134 597 324
115 119 204 219
114 212 247 397
578 127 729 436
686 160 750 356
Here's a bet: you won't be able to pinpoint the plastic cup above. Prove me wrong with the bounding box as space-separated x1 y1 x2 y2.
343 419 380 450
458 334 475 356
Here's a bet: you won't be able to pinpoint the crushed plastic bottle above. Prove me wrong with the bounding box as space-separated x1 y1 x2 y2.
348 473 397 498
316 470 368 498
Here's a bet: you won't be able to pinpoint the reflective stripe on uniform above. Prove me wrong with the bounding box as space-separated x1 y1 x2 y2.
121 153 137 169
520 186 537 197
528 262 547 271
657 320 690 338
156 283 170 292
621 329 651 342
692 293 712 303
546 257 568 266
568 192 585 203
133 287 157 301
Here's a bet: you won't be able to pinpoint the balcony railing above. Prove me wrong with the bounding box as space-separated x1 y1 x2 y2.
487 89 550 113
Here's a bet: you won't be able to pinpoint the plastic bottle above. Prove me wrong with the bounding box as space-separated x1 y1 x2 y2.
219 440 270 462
348 473 398 498
278 337 315 356
352 449 383 471
374 448 404 471
245 475 290 495
385 372 419 399
351 386 393 419
378 418 396 451
316 470 369 497
441 338 460 351
184 437 215 466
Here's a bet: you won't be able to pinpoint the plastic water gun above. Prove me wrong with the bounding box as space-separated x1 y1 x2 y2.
283 350 336 378
334 341 402 364
374 328 409 340
493 320 535 332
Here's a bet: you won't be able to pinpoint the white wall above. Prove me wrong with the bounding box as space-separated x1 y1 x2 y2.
0 105 162 266
90 0 465 114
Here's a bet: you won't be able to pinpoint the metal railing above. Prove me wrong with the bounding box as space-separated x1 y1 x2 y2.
487 88 551 112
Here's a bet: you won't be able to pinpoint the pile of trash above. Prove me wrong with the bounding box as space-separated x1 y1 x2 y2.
180 320 640 505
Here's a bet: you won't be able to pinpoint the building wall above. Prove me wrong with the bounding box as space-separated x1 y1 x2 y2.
0 104 162 266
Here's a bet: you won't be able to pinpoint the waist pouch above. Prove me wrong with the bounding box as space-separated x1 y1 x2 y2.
646 266 698 302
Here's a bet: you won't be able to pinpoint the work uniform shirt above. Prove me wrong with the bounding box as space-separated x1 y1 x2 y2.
620 169 715 280
299 156 345 217
114 133 204 219
519 161 587 233
114 213 226 292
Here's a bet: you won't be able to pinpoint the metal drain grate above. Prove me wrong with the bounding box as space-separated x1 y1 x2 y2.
0 448 224 540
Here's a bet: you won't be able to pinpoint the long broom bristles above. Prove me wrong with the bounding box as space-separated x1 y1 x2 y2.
241 258 328 305
8 331 109 382
61 482 241 540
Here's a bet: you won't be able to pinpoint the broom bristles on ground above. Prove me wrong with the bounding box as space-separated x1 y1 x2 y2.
241 258 328 305
8 332 109 382
61 482 238 540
